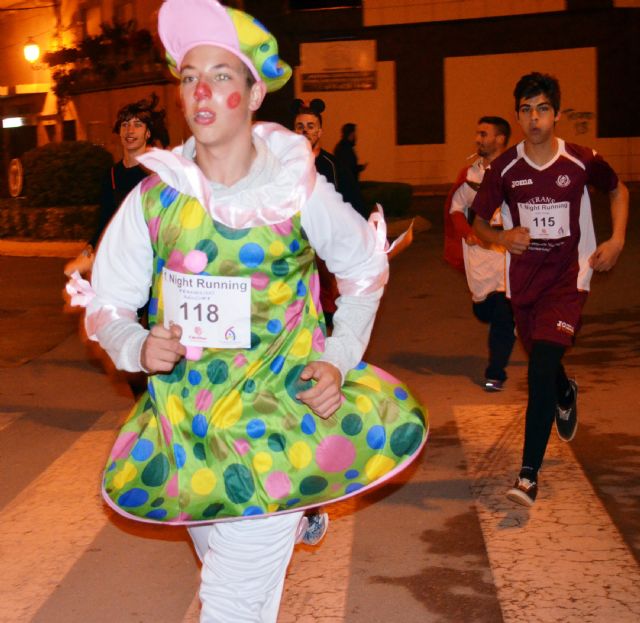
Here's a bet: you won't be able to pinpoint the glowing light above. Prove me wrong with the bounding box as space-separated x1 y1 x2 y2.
24 39 40 63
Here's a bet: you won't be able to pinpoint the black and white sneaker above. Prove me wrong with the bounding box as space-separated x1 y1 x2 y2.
506 477 538 507
555 379 578 442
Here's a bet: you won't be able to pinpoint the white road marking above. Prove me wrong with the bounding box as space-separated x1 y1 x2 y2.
454 404 640 622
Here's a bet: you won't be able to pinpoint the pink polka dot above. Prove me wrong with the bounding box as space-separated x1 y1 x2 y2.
234 353 248 367
148 217 161 243
285 299 305 329
177 512 192 521
309 273 320 310
195 389 213 412
234 438 250 456
312 327 325 353
186 346 203 361
368 364 401 385
265 471 292 499
140 175 159 193
316 436 356 473
332 482 343 492
111 431 138 460
251 272 270 290
166 473 179 497
166 250 185 272
183 250 208 273
160 415 173 444
271 220 292 236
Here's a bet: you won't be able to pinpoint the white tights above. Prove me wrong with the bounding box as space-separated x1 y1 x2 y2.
188 511 304 623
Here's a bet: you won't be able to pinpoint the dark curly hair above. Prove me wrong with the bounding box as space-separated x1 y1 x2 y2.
113 92 170 147
514 72 561 114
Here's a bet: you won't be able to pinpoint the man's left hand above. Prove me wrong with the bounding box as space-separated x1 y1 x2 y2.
297 361 342 420
589 238 624 272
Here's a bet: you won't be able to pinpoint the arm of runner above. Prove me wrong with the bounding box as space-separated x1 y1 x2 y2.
473 216 530 254
589 181 628 271
141 324 186 373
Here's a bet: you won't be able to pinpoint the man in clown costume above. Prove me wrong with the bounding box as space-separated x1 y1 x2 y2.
69 1 427 620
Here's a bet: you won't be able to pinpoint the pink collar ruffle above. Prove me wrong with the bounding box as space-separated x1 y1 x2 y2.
138 122 316 229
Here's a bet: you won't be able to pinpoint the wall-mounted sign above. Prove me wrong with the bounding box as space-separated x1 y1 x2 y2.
300 40 376 91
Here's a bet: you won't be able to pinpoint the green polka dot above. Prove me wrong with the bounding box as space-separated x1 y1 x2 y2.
196 239 218 263
285 364 312 402
342 413 363 436
206 359 229 385
390 422 423 457
224 464 255 503
203 503 225 518
151 497 164 508
268 433 286 452
379 399 400 424
193 442 206 460
218 259 240 276
141 454 170 487
300 475 328 495
272 259 289 277
253 390 279 414
162 224 181 246
209 436 230 461
214 221 250 240
411 407 426 426
243 379 256 393
157 358 186 383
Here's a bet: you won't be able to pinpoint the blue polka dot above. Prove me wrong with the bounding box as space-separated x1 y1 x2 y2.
286 498 301 507
345 469 359 479
146 508 168 520
118 488 149 508
239 243 265 268
345 482 364 494
147 381 155 399
107 461 116 472
301 413 316 435
131 439 154 461
355 361 367 370
247 419 266 438
366 425 386 450
242 506 264 516
267 319 282 334
174 444 186 468
394 387 409 400
156 258 165 274
192 414 208 438
289 239 300 252
296 280 306 296
160 186 179 208
243 379 256 393
270 355 285 374
188 370 202 386
148 298 158 315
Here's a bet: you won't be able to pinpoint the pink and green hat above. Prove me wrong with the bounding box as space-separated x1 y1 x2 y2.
158 0 292 93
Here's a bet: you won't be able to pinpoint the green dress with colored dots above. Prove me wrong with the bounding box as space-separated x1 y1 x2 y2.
102 177 427 524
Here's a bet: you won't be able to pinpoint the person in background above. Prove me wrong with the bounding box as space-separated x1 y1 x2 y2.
334 122 367 181
472 72 628 507
446 116 515 392
64 94 169 276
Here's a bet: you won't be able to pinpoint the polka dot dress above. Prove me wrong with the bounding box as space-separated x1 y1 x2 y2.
102 177 428 524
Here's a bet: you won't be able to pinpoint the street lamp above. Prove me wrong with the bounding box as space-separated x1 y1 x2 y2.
24 38 41 64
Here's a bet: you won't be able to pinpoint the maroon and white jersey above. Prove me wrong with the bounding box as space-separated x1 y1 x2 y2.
472 139 618 306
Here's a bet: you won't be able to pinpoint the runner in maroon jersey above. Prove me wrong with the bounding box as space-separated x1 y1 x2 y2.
471 72 629 506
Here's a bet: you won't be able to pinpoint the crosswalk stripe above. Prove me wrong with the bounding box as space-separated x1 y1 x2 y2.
0 410 125 622
454 404 640 622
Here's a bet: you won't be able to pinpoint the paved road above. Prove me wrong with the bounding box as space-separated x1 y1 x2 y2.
0 191 638 622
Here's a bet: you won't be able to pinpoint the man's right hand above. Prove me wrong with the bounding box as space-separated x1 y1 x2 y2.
499 227 530 254
141 324 186 373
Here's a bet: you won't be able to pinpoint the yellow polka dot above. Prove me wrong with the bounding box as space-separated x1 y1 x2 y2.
356 395 373 414
356 375 381 393
269 240 285 257
211 390 242 429
179 199 205 229
290 328 312 358
191 468 217 495
245 359 263 378
113 461 137 490
288 441 312 469
364 455 396 481
268 281 292 305
267 503 279 513
253 452 273 473
167 395 185 424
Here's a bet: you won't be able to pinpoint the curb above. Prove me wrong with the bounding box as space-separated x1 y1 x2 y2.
0 240 86 258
